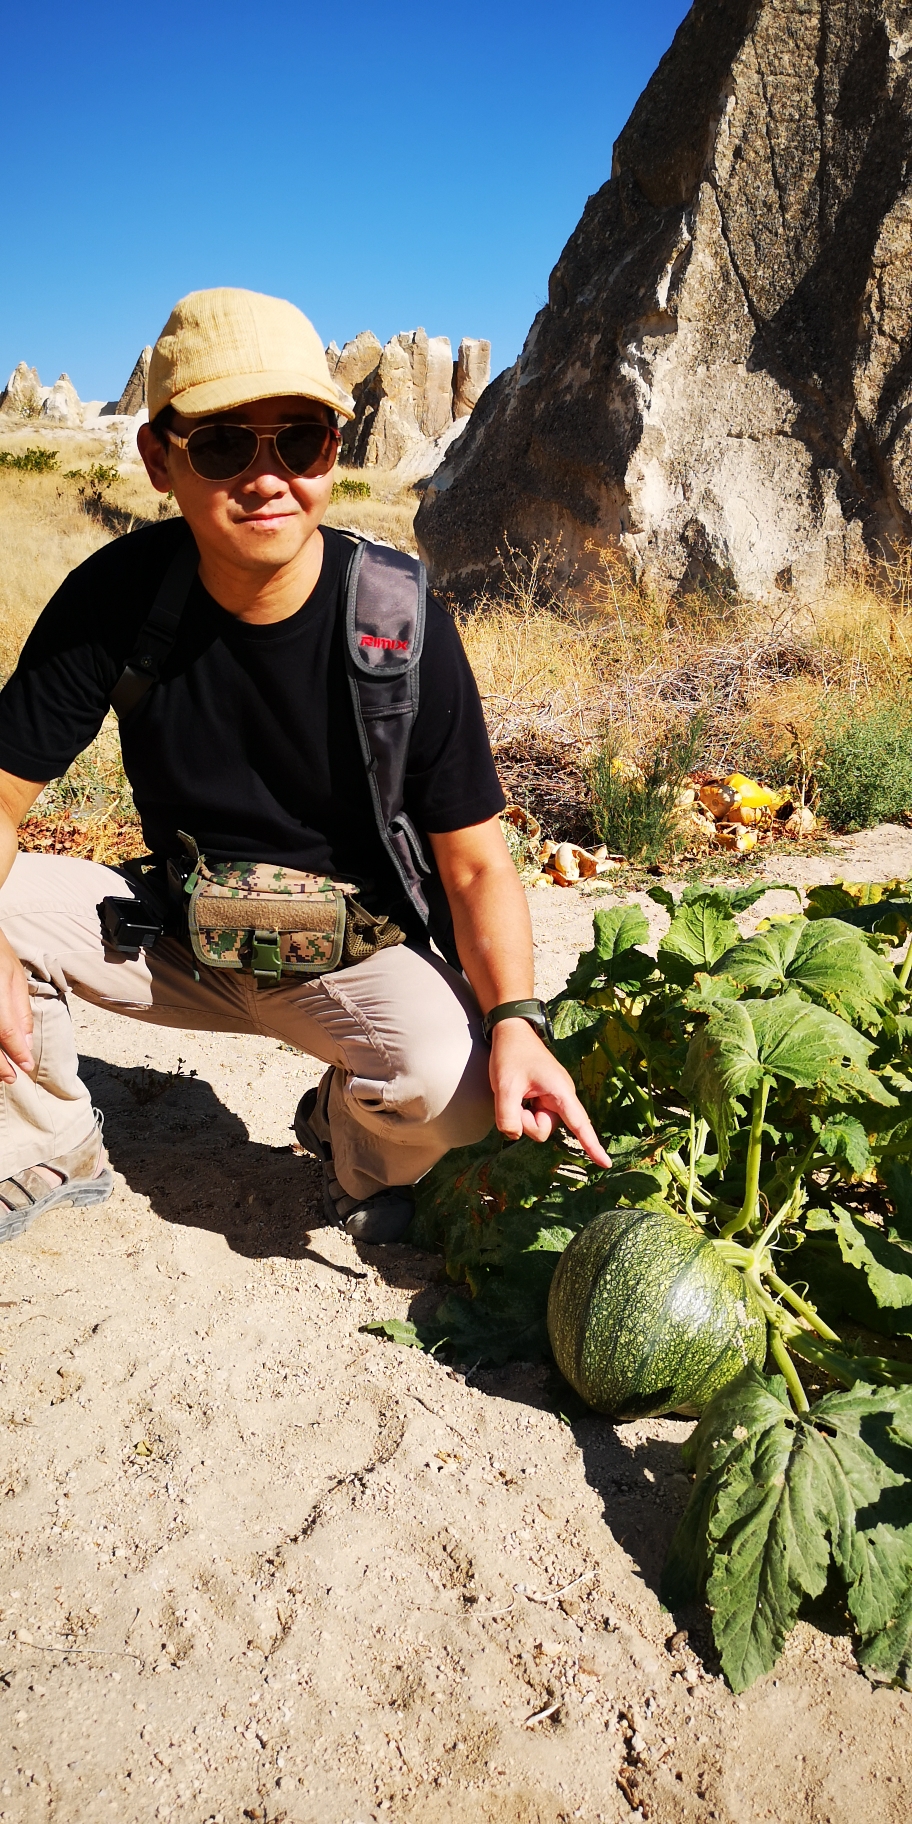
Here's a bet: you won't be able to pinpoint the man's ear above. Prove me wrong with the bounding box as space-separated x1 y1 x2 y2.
137 422 173 494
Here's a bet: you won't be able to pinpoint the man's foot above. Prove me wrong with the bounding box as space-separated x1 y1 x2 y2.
0 1118 114 1244
294 1081 415 1243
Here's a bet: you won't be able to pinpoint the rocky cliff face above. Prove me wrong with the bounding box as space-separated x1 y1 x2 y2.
416 0 912 600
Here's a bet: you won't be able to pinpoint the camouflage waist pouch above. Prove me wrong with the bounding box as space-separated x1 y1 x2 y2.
183 853 405 987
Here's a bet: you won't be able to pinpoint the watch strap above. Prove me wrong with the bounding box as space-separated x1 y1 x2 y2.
481 998 554 1044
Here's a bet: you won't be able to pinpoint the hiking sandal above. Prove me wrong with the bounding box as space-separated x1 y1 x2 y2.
0 1117 114 1245
294 1081 415 1244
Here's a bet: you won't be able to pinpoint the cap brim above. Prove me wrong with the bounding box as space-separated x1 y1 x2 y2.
169 369 355 421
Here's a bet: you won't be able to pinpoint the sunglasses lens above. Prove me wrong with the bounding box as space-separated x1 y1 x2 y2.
274 424 336 476
186 424 259 479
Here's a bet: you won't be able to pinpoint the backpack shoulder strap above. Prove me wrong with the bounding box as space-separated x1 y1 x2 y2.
342 538 447 935
110 532 200 718
344 539 426 685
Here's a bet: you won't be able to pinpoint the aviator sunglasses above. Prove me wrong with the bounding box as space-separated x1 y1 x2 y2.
164 419 341 482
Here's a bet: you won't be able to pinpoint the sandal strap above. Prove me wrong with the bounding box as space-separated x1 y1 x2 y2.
0 1166 67 1213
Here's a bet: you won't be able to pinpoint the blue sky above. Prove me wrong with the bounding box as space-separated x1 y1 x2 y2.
3 1 691 403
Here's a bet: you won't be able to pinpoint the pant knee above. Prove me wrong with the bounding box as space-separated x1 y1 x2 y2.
344 1035 492 1138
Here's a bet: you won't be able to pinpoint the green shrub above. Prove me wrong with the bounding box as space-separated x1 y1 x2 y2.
64 462 121 488
332 477 371 501
588 719 704 864
817 697 912 830
0 447 59 473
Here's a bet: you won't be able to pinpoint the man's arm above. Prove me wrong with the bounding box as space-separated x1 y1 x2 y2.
428 817 611 1168
0 769 49 1082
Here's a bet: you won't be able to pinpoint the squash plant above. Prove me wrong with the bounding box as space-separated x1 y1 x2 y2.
409 879 912 1691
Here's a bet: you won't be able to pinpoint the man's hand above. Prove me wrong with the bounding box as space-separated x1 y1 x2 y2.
429 816 611 1168
490 1017 611 1168
0 928 34 1083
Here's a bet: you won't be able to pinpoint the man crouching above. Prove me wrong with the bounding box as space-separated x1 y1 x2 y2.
0 287 608 1247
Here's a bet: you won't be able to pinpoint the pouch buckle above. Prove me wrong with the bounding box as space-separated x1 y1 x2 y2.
250 928 283 987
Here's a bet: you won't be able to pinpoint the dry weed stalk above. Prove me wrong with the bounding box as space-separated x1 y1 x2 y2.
458 539 611 746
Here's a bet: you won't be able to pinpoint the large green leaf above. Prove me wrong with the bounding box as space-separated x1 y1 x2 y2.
796 1225 912 1341
681 993 895 1167
712 919 900 1029
659 896 741 988
550 998 602 1041
817 1113 873 1176
805 880 912 940
561 906 653 999
830 1203 912 1319
650 882 800 916
663 1371 912 1691
857 1573 912 1685
686 881 800 914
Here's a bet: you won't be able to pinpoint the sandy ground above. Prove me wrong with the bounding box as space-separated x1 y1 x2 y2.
4 829 912 1824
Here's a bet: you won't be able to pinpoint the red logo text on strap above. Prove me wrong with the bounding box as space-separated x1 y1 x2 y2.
360 634 409 653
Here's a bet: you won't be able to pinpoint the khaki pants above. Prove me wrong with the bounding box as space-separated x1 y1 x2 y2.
0 852 494 1198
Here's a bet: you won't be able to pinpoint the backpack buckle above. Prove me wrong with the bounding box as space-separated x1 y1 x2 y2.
251 929 283 987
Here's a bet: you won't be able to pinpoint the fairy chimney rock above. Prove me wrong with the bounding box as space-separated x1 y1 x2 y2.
453 338 491 418
0 362 43 418
416 0 912 600
40 374 83 425
116 346 152 416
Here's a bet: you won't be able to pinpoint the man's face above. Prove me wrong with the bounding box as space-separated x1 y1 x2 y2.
137 395 337 576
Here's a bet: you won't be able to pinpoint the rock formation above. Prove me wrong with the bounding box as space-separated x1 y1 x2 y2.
342 329 455 467
416 0 912 600
40 374 83 426
329 327 489 471
0 362 43 419
453 338 491 418
327 330 383 400
116 346 152 415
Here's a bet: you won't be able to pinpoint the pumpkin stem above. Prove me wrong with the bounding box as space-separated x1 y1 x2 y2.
764 1271 842 1343
685 1113 711 1219
769 1332 810 1411
788 1330 912 1389
897 933 912 990
665 1146 712 1213
721 1079 771 1238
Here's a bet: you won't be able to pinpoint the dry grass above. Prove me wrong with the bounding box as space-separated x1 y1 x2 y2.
0 431 168 675
323 467 418 552
459 539 912 787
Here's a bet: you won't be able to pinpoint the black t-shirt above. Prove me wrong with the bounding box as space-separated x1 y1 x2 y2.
0 519 504 925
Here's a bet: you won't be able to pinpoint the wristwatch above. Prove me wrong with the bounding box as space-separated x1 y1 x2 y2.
482 998 554 1045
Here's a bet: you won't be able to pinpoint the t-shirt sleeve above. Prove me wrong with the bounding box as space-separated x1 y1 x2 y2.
404 596 505 833
0 564 118 781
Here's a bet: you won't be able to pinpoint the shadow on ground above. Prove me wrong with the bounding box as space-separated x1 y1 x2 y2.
88 1051 698 1609
83 1052 329 1263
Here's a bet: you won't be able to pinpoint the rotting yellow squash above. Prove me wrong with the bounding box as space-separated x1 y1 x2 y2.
724 773 785 811
547 1207 768 1420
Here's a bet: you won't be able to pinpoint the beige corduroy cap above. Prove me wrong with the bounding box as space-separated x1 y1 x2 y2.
147 287 355 421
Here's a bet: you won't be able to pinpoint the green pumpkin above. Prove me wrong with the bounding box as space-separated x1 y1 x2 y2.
547 1207 767 1420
